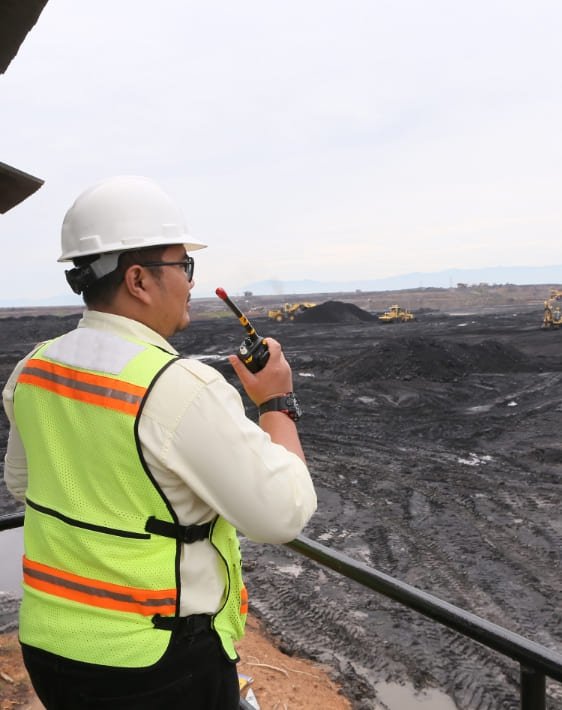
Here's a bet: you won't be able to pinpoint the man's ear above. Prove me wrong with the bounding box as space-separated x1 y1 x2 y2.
122 265 152 304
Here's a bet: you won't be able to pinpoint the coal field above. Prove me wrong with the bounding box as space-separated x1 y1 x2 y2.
0 300 561 709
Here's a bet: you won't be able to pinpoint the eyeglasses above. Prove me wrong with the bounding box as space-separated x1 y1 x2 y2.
139 256 194 281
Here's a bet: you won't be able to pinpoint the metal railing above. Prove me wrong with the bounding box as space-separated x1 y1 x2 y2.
2 512 562 709
0 512 23 532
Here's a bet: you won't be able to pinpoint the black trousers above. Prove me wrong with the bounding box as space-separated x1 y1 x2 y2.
21 617 240 709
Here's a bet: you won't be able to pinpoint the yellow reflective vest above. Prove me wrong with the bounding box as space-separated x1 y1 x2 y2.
14 331 247 667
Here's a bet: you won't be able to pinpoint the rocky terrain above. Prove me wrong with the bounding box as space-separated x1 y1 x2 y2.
0 290 561 709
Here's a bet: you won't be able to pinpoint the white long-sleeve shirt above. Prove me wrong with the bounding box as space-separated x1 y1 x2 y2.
2 310 317 616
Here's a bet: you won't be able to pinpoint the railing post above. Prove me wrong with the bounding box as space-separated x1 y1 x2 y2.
520 665 545 710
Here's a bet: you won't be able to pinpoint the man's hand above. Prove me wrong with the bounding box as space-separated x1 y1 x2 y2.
228 338 293 406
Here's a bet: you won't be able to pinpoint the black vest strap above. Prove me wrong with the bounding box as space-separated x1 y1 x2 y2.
152 613 212 633
145 516 212 544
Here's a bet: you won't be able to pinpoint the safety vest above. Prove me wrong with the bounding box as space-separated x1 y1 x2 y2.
13 328 247 667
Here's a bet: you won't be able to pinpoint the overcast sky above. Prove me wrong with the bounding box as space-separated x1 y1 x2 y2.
2 0 562 303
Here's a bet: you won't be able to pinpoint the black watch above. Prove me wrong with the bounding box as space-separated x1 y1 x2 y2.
258 392 302 422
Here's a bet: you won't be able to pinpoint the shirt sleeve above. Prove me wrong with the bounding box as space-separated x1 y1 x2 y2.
139 359 317 544
2 351 37 502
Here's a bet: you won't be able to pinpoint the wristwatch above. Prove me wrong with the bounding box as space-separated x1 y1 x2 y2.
258 392 302 422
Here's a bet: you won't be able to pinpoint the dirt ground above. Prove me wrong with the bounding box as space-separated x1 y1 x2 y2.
0 290 561 709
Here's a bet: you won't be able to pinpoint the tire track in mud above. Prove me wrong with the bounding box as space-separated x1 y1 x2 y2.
404 463 561 652
244 535 523 710
243 544 423 707
248 464 516 707
350 487 527 710
437 474 561 616
387 489 525 709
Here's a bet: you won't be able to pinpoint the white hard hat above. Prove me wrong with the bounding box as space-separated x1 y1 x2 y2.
59 175 206 262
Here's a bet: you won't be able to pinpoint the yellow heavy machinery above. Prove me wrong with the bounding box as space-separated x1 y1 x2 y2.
268 302 317 322
378 304 414 323
542 289 562 329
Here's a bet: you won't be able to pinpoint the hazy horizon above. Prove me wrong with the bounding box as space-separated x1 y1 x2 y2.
0 262 559 308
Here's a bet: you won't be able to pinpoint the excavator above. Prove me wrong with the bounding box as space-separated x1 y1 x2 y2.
542 288 562 329
378 304 414 323
268 302 317 322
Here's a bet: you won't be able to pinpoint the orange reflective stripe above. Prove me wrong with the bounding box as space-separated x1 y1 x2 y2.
240 585 248 615
23 556 176 616
18 359 146 416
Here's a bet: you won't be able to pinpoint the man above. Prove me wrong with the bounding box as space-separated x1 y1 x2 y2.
3 175 317 709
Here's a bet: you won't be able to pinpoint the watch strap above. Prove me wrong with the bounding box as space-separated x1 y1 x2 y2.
258 393 301 421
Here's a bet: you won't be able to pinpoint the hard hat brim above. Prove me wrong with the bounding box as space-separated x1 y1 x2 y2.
58 237 207 263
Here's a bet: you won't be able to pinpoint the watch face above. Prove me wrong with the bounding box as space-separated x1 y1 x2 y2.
286 394 302 420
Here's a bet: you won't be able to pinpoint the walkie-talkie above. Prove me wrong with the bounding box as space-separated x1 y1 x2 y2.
215 288 270 373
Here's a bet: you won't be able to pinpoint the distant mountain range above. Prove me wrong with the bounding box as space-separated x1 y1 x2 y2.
1 265 561 308
243 265 562 296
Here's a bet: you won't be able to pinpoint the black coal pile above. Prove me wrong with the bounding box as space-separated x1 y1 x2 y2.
296 300 375 323
334 337 538 383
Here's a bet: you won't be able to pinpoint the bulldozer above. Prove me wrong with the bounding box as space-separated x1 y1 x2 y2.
268 302 317 322
378 304 414 323
542 289 562 329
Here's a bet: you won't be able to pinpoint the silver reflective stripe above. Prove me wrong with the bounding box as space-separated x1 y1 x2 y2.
22 365 143 406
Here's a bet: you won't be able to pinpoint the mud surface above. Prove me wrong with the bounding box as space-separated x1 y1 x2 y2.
0 301 561 709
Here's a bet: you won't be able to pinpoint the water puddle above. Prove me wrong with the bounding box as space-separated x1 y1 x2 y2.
375 681 458 709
